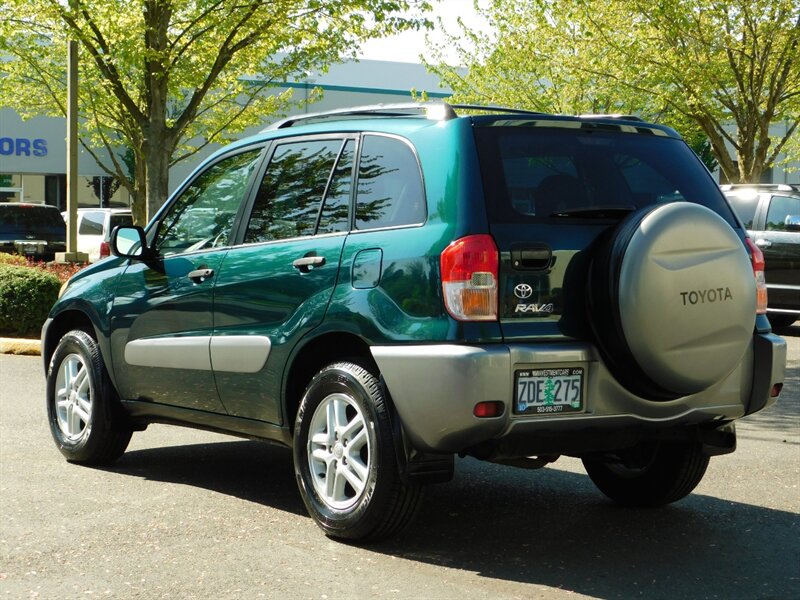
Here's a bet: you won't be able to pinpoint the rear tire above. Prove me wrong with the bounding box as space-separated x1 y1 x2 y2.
293 361 422 542
768 314 797 330
582 441 709 507
46 329 132 465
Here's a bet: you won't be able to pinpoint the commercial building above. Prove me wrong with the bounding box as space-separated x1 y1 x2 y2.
1 57 796 212
0 59 449 211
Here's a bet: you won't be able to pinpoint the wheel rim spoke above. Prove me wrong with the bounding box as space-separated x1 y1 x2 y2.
53 353 92 441
307 391 372 510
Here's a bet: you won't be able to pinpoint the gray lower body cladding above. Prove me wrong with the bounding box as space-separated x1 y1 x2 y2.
371 334 786 456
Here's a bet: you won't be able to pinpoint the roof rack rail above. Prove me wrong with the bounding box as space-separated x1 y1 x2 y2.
265 102 457 130
578 113 645 122
448 104 544 116
720 183 800 192
264 102 547 130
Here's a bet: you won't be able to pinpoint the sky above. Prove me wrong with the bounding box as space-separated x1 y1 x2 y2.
357 0 487 64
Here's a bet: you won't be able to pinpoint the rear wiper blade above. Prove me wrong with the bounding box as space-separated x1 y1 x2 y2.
549 205 637 218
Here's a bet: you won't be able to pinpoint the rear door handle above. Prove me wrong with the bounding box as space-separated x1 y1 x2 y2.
292 256 325 272
188 268 214 283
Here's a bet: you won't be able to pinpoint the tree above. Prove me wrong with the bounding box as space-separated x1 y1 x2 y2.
427 0 799 183
87 176 121 207
0 0 430 223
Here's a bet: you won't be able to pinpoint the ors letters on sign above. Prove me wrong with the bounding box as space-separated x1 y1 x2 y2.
0 138 48 157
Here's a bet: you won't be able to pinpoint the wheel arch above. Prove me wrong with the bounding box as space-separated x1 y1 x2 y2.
43 307 105 374
282 331 378 435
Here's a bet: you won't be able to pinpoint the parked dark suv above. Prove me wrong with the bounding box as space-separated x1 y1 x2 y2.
42 104 787 542
722 184 800 329
0 202 66 261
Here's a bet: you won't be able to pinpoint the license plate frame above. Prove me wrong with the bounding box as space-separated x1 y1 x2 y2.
514 367 584 415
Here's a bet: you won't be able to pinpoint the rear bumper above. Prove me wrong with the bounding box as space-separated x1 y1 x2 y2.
371 333 786 454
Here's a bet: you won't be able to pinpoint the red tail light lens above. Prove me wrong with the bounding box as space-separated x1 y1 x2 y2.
745 238 767 315
99 241 110 259
440 234 498 321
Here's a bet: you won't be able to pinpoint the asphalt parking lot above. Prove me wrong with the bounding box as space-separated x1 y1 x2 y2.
1 329 798 599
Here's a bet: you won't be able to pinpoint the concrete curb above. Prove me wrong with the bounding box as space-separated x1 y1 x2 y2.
0 338 41 356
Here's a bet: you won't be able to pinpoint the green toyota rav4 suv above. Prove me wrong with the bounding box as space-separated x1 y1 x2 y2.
42 103 787 542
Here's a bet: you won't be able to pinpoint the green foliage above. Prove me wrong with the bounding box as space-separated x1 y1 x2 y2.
0 253 28 267
427 0 799 183
0 265 61 338
0 0 431 223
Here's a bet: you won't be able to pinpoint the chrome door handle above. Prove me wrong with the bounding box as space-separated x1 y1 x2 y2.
292 256 325 272
188 268 214 283
754 239 772 248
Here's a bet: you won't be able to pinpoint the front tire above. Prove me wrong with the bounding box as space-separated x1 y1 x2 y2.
582 441 709 507
293 361 422 542
46 329 132 465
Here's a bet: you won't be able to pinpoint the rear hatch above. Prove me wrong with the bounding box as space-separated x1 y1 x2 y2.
473 117 740 342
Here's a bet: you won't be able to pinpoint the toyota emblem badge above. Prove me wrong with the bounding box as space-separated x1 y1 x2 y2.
514 283 533 299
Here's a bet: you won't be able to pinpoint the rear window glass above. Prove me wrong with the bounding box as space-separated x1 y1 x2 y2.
475 127 737 227
0 205 66 234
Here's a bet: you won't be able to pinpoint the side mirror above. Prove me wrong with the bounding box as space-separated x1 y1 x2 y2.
784 215 800 232
111 226 148 259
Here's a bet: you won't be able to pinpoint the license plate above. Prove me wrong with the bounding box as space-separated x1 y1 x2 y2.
514 367 584 415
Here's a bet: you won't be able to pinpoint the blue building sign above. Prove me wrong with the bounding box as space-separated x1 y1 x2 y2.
0 137 48 157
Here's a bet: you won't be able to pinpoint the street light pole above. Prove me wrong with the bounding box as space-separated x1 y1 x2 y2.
58 40 87 264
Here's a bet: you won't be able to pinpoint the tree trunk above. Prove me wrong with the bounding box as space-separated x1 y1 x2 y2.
144 140 172 223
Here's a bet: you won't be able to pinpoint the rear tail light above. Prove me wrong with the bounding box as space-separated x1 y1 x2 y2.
745 238 767 314
440 234 498 321
99 241 110 259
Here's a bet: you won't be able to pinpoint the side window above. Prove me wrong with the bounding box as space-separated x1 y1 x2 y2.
78 211 104 235
156 149 261 256
109 214 134 232
317 140 354 235
725 194 761 229
245 139 342 243
765 195 800 231
355 135 425 229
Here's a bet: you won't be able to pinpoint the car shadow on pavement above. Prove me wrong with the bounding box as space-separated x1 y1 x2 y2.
108 441 798 599
740 340 799 435
111 441 307 516
379 457 800 599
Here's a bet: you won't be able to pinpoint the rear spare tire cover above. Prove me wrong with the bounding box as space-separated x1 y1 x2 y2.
588 202 756 399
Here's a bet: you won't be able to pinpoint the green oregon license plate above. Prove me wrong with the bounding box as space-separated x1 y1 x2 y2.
514 367 584 415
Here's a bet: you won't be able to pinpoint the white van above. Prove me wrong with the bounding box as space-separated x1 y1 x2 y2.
63 208 134 262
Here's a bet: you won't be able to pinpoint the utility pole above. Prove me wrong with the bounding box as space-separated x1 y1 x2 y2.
58 40 87 263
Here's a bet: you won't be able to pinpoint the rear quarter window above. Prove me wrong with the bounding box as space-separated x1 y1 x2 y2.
355 135 425 229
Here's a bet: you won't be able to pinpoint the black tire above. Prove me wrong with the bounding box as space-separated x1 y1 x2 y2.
582 441 710 507
46 329 132 465
293 361 422 542
768 314 797 330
